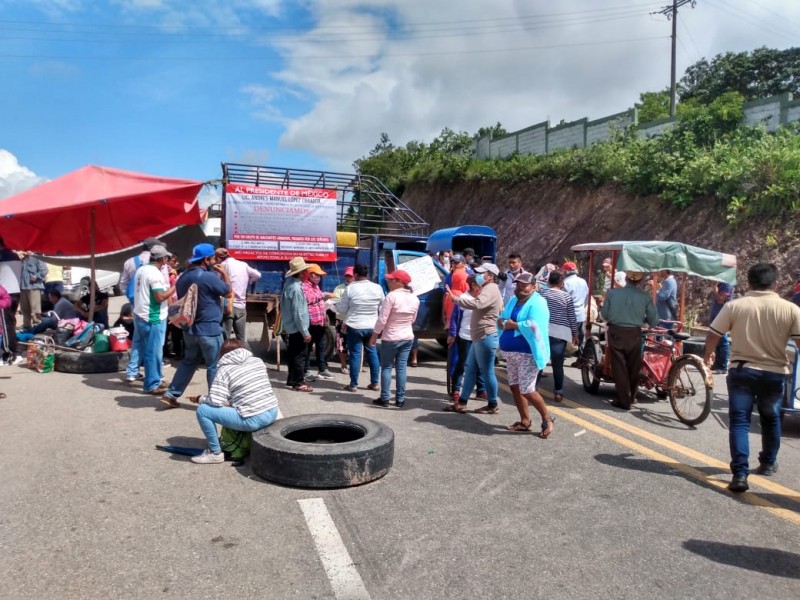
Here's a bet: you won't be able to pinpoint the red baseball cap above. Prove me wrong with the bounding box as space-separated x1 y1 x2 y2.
562 261 577 271
344 266 354 276
385 270 412 284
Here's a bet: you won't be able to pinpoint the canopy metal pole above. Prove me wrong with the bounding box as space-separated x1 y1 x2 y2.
88 207 96 324
679 272 687 323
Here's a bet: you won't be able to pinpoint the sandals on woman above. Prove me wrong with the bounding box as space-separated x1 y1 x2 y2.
553 393 564 403
540 416 556 439
443 402 467 413
506 421 532 432
293 384 314 392
474 404 500 415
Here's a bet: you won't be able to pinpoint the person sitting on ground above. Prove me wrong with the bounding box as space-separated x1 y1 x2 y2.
24 288 80 335
188 339 279 464
74 282 110 330
113 303 135 339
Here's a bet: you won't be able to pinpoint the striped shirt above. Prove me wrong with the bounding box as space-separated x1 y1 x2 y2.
540 287 578 343
201 348 278 417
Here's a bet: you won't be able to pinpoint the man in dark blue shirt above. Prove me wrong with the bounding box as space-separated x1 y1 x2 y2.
161 243 231 408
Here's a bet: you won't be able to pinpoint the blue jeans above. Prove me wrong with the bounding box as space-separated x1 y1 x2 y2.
452 337 485 394
166 333 224 399
347 328 379 388
379 339 414 403
713 333 730 371
549 337 568 394
196 404 278 454
727 367 784 476
26 315 58 335
460 333 499 405
130 317 166 392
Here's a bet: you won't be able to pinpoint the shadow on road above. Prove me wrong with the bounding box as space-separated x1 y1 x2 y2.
594 452 800 510
682 539 800 579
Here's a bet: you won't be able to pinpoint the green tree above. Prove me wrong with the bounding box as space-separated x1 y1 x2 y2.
678 46 800 104
475 122 507 140
634 90 670 123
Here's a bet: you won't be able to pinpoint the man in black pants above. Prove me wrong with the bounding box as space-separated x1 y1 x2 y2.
600 271 658 409
280 257 313 392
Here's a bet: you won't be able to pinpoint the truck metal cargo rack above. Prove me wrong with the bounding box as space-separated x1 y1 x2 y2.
221 163 430 239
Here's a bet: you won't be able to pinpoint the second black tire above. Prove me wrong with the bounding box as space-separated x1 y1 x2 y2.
250 414 394 488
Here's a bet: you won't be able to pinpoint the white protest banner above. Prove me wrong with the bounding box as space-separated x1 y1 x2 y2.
225 184 337 261
397 255 442 296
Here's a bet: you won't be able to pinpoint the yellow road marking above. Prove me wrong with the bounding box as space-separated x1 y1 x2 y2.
495 378 800 526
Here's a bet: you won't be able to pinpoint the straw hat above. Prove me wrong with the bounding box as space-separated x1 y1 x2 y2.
286 257 310 276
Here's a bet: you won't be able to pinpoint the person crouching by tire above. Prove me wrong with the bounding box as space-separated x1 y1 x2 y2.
188 339 279 464
369 269 419 408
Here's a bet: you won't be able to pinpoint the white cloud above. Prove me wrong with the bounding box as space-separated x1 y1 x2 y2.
0 150 48 200
240 0 800 169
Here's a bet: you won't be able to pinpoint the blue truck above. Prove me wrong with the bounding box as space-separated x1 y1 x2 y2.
219 163 496 349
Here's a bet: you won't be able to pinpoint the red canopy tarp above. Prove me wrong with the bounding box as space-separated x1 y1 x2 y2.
0 165 203 255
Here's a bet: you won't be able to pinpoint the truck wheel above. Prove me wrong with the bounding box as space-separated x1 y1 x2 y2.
251 414 394 488
55 350 129 374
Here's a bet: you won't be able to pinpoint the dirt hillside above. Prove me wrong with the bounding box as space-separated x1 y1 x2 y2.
403 180 800 301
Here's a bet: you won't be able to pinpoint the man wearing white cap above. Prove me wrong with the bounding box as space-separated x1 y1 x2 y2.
129 244 176 395
281 257 313 392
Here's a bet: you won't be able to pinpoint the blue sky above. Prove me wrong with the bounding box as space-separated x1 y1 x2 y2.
1 0 799 198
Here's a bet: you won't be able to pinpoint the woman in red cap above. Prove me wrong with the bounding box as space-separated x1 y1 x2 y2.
369 269 419 408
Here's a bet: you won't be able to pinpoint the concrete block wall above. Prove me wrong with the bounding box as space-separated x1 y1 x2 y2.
475 93 797 161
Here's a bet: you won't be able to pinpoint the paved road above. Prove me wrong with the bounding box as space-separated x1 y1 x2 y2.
2 318 799 599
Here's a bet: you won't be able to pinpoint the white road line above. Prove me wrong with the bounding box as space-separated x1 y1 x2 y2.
298 498 371 600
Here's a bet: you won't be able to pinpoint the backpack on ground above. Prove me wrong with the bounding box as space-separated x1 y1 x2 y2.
168 283 198 330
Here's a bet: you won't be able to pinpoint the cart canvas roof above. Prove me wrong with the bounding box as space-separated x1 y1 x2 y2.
570 241 737 284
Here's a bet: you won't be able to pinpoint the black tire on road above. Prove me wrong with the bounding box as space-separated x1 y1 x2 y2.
251 414 394 488
55 350 129 374
581 340 602 394
667 355 712 426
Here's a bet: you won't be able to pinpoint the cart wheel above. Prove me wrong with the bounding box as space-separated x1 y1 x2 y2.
667 355 712 426
581 340 602 394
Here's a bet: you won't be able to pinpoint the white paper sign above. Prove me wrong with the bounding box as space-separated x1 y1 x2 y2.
398 255 442 296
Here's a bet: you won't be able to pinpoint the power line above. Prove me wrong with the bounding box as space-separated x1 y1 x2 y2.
0 2 665 34
0 35 669 62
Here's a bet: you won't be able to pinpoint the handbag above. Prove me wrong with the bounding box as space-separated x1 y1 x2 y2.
25 335 55 373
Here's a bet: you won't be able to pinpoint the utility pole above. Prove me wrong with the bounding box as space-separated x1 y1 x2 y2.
653 0 696 117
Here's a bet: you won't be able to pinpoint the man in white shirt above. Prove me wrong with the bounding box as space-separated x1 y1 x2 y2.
501 253 528 305
127 244 175 394
562 261 590 352
215 248 262 345
336 263 384 392
119 237 162 305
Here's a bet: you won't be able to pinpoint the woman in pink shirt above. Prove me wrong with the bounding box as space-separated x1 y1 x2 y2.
369 270 420 408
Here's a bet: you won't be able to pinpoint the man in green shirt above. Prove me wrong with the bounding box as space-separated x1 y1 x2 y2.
600 271 659 409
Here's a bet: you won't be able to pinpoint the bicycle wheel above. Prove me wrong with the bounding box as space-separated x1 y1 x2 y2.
581 340 602 394
667 355 712 426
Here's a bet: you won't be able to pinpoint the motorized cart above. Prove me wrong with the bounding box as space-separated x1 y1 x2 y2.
570 241 737 426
